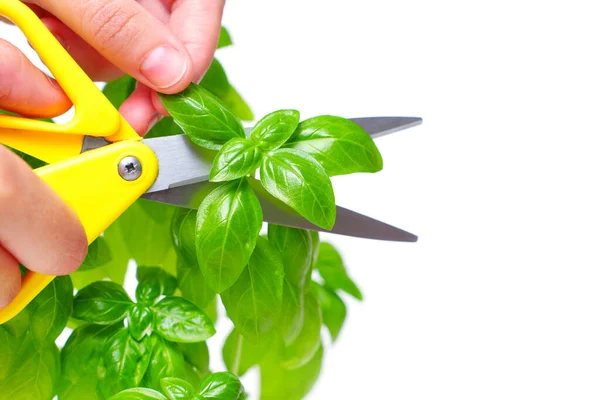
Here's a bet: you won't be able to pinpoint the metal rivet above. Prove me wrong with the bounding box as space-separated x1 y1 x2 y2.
118 156 142 181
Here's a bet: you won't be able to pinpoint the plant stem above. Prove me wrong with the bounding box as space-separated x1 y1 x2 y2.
231 332 243 376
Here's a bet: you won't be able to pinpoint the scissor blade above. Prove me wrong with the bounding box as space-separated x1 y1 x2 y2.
350 116 422 139
243 116 422 139
141 178 417 242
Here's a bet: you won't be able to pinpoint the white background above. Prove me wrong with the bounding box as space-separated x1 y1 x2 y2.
4 0 600 399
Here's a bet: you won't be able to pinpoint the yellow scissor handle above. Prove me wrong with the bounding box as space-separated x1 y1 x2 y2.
0 140 159 324
0 0 139 164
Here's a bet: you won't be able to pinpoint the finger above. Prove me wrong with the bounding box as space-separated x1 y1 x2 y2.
40 17 123 82
0 245 20 309
33 0 194 94
0 40 71 118
169 0 225 83
0 146 88 276
119 83 160 135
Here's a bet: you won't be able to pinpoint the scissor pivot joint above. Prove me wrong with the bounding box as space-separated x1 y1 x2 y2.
118 156 142 181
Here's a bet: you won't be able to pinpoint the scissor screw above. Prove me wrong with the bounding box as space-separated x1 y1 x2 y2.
118 156 142 181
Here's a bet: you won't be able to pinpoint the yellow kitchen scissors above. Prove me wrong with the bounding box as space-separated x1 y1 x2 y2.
0 0 421 324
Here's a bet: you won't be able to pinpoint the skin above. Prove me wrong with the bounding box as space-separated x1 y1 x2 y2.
0 0 225 307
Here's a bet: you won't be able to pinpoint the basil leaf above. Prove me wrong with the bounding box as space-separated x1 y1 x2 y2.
221 236 284 345
58 324 121 400
260 341 323 400
217 27 232 48
103 75 136 109
30 275 73 345
152 297 216 343
172 208 199 262
177 260 216 311
250 109 300 151
284 115 383 176
73 281 134 324
260 149 336 230
316 242 363 300
268 225 314 289
197 372 245 400
278 279 304 345
282 292 322 369
160 83 245 150
128 305 154 340
196 179 263 293
145 336 186 391
80 237 112 271
311 282 346 342
136 266 178 305
101 329 152 398
222 329 271 377
199 59 253 122
0 335 59 400
160 377 195 400
0 327 18 380
179 341 210 377
209 138 263 182
109 388 168 400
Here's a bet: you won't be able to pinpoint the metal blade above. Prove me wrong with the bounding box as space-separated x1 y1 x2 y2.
141 178 417 242
142 135 214 193
243 116 422 139
142 116 422 193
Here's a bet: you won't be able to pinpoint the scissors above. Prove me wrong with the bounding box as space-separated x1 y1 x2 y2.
0 0 422 324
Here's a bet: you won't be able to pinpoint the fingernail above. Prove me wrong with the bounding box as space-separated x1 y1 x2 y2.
147 114 160 132
140 46 188 90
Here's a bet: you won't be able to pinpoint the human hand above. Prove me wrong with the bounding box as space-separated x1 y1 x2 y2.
0 0 225 307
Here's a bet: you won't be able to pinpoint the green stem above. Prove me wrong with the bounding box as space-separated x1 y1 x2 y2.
231 332 243 376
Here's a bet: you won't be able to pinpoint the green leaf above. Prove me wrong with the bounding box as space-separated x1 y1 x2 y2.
172 208 200 262
109 388 168 400
136 266 178 305
260 149 336 229
316 242 363 300
284 115 383 176
103 75 136 109
57 323 122 400
177 260 216 311
282 292 322 370
222 329 271 377
128 305 154 340
199 59 253 122
30 275 73 345
0 327 18 380
101 329 152 398
145 336 187 391
73 281 133 324
278 279 304 345
197 372 245 400
217 27 232 48
250 109 300 151
160 377 195 400
311 282 346 342
260 341 323 400
160 83 245 150
152 297 215 343
195 179 263 293
221 236 284 345
209 138 263 182
80 237 113 271
146 116 184 139
179 341 210 377
0 335 59 400
267 225 314 290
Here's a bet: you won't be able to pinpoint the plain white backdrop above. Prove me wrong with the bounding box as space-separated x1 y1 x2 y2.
3 0 600 399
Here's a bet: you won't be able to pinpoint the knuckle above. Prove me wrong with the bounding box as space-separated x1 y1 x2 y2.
84 0 142 55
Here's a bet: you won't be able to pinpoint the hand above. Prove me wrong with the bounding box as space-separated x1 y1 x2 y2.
0 0 225 308
2 0 225 133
